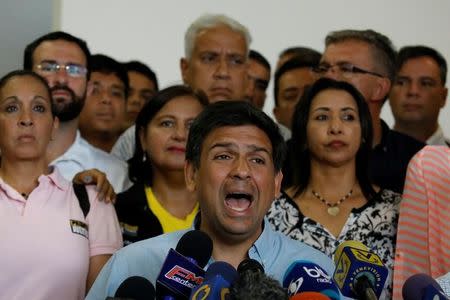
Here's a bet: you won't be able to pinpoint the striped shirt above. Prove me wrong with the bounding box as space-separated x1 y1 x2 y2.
393 146 450 300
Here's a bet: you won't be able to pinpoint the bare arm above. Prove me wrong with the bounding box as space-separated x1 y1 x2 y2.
86 254 112 293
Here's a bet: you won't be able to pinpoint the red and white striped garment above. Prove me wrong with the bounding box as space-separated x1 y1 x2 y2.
393 146 450 300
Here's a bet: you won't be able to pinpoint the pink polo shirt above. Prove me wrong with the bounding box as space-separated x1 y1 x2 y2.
0 168 123 300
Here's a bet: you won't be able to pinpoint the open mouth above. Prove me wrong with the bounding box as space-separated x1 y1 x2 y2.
225 192 253 212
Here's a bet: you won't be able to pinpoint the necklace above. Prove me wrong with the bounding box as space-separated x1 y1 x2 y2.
311 188 353 216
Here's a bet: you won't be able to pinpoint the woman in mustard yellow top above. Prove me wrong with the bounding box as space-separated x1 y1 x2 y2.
115 85 208 244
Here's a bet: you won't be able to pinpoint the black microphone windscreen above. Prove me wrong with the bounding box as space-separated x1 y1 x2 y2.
175 230 213 268
237 258 264 274
402 273 444 300
229 269 288 300
115 276 155 300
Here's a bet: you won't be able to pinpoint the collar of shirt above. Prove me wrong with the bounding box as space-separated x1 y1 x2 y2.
192 213 274 269
426 126 450 146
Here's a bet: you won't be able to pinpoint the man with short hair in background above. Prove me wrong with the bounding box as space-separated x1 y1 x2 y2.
245 49 271 110
23 31 130 192
111 14 253 161
180 14 251 103
122 60 158 130
79 54 129 153
111 60 159 161
389 45 449 146
273 51 321 140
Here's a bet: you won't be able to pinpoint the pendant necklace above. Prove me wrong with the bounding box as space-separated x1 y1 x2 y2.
311 188 353 216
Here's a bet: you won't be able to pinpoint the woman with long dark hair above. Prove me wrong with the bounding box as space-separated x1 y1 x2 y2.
115 85 208 244
267 78 400 297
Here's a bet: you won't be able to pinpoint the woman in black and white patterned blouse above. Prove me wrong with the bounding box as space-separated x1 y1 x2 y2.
267 78 401 297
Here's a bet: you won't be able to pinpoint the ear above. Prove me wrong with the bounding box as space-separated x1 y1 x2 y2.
440 87 448 108
86 80 94 96
371 77 391 103
184 160 198 192
180 58 189 84
273 170 283 199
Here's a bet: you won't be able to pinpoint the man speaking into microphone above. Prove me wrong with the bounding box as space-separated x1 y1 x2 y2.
86 100 335 299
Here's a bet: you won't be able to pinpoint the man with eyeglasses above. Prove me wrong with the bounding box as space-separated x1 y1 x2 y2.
245 49 271 110
23 31 131 193
315 29 424 193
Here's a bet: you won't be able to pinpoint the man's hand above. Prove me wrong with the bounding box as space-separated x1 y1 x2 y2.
73 169 116 203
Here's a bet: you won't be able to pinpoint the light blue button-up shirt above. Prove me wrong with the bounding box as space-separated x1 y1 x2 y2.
86 219 336 299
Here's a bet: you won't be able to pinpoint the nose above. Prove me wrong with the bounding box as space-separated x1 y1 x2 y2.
53 68 70 86
322 66 341 81
100 90 112 105
230 156 251 180
407 81 420 96
213 58 230 79
172 124 187 141
328 117 342 135
18 110 33 127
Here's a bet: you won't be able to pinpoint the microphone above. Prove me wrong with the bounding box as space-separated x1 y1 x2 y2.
228 258 288 300
333 240 388 300
189 261 238 300
156 230 213 299
282 260 340 300
289 292 331 300
106 276 156 300
236 258 264 274
402 273 450 300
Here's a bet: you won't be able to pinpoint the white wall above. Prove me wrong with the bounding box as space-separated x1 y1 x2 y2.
59 0 450 135
0 0 53 76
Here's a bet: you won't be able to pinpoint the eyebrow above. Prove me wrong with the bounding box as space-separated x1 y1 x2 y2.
209 142 271 155
282 87 301 93
40 59 84 66
1 95 49 103
313 106 357 112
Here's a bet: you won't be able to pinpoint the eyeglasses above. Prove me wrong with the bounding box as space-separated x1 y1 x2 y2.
313 63 384 78
36 61 88 78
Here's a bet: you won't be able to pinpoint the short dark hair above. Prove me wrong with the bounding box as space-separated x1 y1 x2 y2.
325 29 397 82
0 69 55 116
90 54 129 99
123 60 159 91
23 31 91 79
249 49 271 74
274 55 320 106
290 78 376 201
186 101 286 172
279 46 321 61
396 45 447 85
128 85 208 184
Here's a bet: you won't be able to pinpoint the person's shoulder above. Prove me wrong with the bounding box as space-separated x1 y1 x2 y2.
80 138 127 168
117 183 144 202
117 230 187 255
415 145 450 161
111 125 136 160
387 128 425 151
377 189 402 205
267 225 334 270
